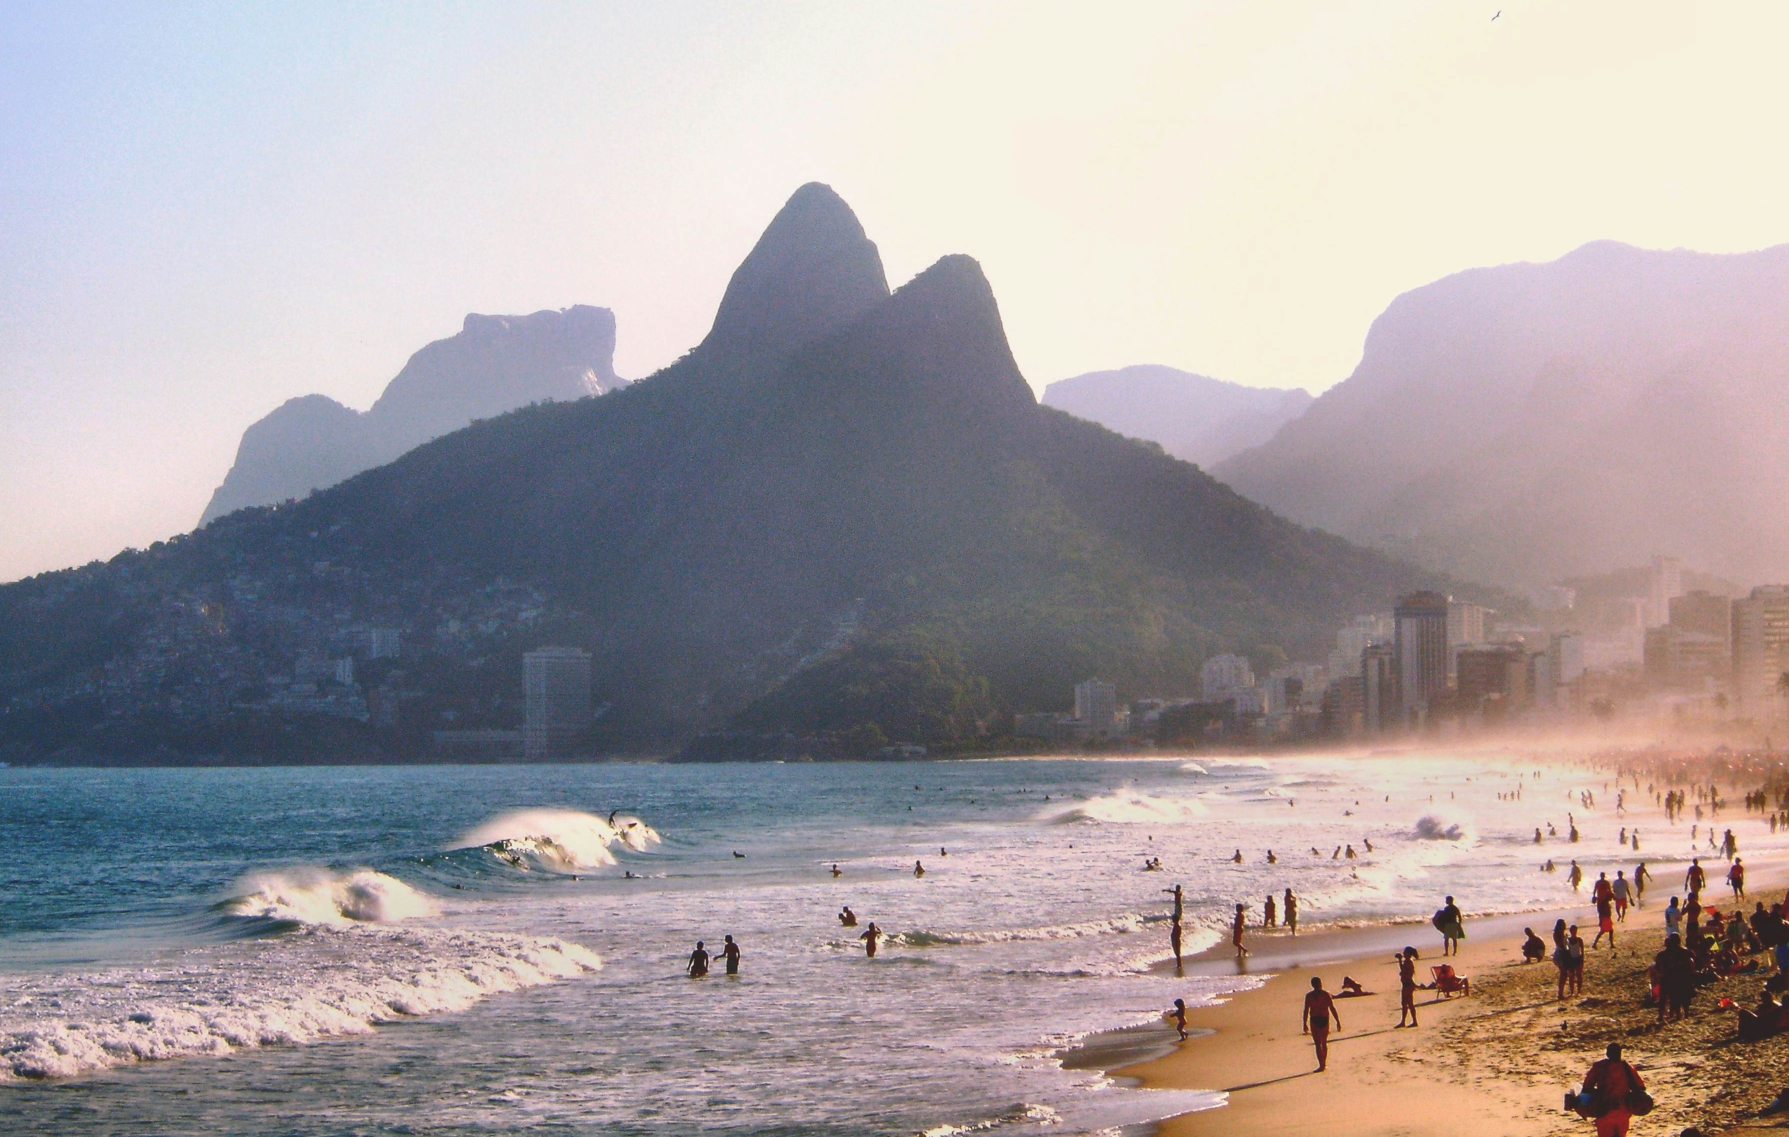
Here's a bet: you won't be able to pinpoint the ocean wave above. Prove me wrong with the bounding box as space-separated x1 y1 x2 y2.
452 808 661 871
0 928 600 1081
218 868 436 926
921 1103 1062 1137
881 913 1155 949
1177 761 1207 775
1412 812 1475 842
1046 789 1208 825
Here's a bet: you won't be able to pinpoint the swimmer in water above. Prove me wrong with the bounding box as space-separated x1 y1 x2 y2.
1231 849 1243 863
839 905 857 927
687 940 710 978
831 863 842 877
861 921 881 958
720 934 742 976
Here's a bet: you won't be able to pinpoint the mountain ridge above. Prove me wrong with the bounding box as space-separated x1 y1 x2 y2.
1041 365 1312 468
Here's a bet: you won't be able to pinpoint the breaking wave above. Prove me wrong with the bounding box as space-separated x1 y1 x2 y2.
0 928 600 1081
452 808 661 871
1412 813 1475 842
1048 789 1208 825
218 868 437 926
880 913 1155 949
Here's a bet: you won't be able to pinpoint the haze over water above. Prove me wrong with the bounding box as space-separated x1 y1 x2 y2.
3 753 1773 1136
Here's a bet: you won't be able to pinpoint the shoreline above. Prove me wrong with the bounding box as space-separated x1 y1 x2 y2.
1093 868 1789 1136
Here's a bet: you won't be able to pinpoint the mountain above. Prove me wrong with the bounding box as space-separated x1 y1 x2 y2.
199 305 624 525
1041 365 1312 467
0 184 1475 764
1215 241 1789 590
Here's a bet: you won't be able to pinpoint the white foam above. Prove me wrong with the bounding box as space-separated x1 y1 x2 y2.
0 928 601 1081
453 808 661 870
1412 812 1475 842
221 868 437 926
1047 788 1208 825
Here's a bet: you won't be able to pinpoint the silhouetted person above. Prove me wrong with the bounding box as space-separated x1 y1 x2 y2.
839 905 857 927
1172 997 1188 1041
860 921 881 958
687 940 710 978
720 934 741 975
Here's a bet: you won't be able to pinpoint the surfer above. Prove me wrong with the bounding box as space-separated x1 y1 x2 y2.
687 940 710 978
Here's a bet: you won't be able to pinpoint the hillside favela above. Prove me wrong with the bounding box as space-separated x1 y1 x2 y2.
6 6 1789 1137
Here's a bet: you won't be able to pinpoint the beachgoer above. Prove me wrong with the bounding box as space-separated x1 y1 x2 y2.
1302 977 1342 1072
1232 903 1250 958
839 905 857 927
1522 927 1547 963
1565 925 1586 996
831 863 842 877
1267 849 1278 864
1664 896 1681 939
1172 997 1188 1041
1655 933 1694 1023
1593 872 1613 906
1232 849 1243 864
1170 911 1184 970
687 940 711 978
1593 895 1615 949
1569 861 1583 891
1397 947 1419 1027
1265 895 1277 928
1729 858 1746 899
1284 889 1298 936
720 934 741 975
1554 923 1577 1001
1686 858 1706 894
1634 862 1650 904
1574 1043 1646 1137
1612 872 1630 921
860 921 881 958
914 860 925 878
1435 896 1465 956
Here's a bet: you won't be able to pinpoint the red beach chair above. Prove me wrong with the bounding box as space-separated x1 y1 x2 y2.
1431 964 1471 997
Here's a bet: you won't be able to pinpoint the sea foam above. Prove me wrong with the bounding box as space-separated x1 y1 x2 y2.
220 868 437 926
453 808 661 871
1048 788 1207 825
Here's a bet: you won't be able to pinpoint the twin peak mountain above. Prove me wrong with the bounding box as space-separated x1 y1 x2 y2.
2 185 1449 760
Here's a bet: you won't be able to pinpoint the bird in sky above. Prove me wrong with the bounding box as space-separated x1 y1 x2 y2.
1492 9 1501 19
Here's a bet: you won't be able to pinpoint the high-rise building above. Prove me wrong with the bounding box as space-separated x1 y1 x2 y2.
1455 644 1527 713
1328 614 1392 681
1732 586 1789 716
1553 632 1588 685
524 646 592 759
1200 654 1255 700
1361 643 1397 733
1646 555 1684 627
1074 678 1118 739
1320 675 1365 738
1393 591 1450 723
1670 590 1731 645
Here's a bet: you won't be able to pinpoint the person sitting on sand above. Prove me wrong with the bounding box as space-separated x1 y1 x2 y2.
1572 1043 1646 1137
687 940 711 978
1396 947 1420 1026
839 905 857 927
1302 977 1342 1072
1339 976 1368 997
1232 903 1250 958
860 921 881 958
1172 997 1189 1041
1522 927 1548 963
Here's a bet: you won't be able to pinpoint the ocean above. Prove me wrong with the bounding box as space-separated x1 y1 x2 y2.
1 753 1774 1136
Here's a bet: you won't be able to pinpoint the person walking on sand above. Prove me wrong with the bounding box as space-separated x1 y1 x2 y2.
1302 977 1342 1072
1593 871 1613 907
720 934 742 975
1435 896 1465 956
1729 857 1746 899
1612 871 1630 921
1686 858 1706 894
1172 997 1188 1041
1396 947 1420 1027
1574 1043 1646 1137
860 921 881 958
687 940 711 978
1634 861 1650 905
1232 903 1250 958
1593 894 1615 950
1284 888 1298 936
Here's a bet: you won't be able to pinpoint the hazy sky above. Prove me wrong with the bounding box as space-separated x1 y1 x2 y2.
6 1 1789 582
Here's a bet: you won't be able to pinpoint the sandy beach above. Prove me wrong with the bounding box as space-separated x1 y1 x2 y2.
1117 874 1789 1136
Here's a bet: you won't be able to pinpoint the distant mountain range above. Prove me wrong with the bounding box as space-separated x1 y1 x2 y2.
1216 241 1789 590
199 306 624 525
1041 366 1311 469
0 183 1469 763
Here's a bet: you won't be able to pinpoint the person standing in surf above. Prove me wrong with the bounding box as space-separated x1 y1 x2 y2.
1232 902 1250 959
1435 896 1465 956
720 934 742 975
687 940 711 978
1284 888 1298 936
860 921 881 958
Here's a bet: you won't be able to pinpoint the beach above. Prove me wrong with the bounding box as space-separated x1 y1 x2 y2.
1120 871 1789 1136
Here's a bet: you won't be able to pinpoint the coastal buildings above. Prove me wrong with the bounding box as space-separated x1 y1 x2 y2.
1361 642 1397 733
1732 585 1789 716
1393 591 1450 724
523 646 592 759
1074 678 1119 740
1200 654 1255 700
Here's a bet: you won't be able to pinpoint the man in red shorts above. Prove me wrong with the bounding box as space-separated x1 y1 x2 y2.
1575 1042 1646 1137
1302 976 1342 1072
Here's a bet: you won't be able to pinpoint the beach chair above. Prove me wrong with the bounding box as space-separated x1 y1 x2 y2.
1430 964 1470 997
